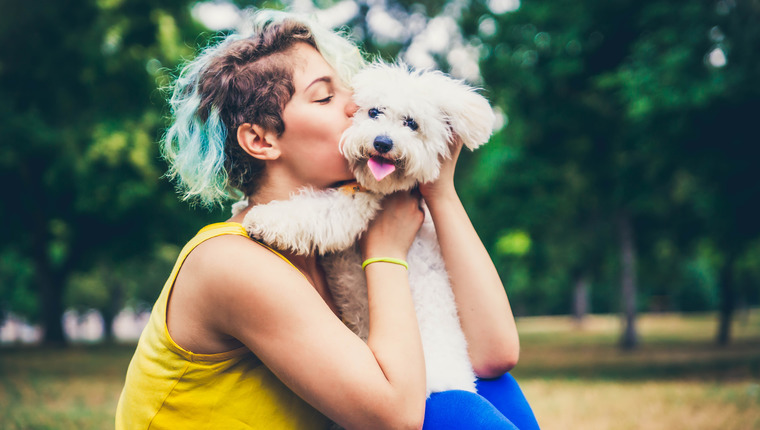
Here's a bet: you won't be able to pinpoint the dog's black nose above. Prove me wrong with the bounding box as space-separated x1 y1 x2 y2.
373 135 393 154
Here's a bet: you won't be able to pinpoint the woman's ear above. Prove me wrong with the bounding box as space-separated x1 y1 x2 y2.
237 123 281 161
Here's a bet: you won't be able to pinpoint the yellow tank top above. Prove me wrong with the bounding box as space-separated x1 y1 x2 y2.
115 222 329 430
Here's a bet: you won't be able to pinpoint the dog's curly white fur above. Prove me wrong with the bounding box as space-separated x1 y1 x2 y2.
237 63 494 395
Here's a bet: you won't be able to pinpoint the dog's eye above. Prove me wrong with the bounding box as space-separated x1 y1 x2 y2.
404 117 419 131
368 108 381 119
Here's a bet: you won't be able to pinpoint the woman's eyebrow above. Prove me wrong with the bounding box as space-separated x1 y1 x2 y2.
305 76 332 91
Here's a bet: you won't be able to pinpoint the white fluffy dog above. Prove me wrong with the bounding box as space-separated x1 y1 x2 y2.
236 63 494 395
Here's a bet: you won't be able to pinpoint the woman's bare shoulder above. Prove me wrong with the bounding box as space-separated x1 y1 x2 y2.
182 233 301 291
170 233 310 331
167 233 308 352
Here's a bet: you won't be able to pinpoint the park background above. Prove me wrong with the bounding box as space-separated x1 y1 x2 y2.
1 0 759 428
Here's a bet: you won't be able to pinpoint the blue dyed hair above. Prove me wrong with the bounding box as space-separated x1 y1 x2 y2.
162 11 364 207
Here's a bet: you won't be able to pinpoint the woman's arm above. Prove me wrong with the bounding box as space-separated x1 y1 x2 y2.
182 191 426 430
360 190 427 406
419 141 520 378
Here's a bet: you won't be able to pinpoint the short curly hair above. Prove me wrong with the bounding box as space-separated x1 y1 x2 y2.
162 11 364 206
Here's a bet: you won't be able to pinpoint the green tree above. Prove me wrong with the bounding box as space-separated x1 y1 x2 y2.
65 243 181 342
0 0 220 344
590 0 760 344
459 0 759 346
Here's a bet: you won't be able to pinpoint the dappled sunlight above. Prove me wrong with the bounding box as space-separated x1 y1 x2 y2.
191 1 241 31
488 0 520 15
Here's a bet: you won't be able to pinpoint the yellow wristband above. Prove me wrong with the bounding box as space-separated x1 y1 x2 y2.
361 257 409 271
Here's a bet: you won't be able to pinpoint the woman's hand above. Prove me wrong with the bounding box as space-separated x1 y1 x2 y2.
419 138 464 202
360 190 424 260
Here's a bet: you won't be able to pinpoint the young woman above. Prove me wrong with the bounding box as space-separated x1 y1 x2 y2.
116 11 538 430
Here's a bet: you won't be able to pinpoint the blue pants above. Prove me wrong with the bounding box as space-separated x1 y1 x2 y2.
423 374 540 429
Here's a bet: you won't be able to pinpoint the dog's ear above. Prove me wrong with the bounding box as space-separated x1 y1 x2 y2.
427 72 495 150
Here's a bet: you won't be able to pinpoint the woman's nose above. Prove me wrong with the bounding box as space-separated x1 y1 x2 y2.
346 100 359 117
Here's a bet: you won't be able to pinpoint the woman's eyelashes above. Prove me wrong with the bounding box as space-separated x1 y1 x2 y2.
315 95 334 104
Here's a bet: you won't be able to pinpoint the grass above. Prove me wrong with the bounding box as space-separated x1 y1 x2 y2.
0 311 758 429
513 311 760 429
0 344 134 430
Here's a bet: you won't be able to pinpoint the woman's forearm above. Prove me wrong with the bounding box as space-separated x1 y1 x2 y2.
425 188 520 377
364 262 427 424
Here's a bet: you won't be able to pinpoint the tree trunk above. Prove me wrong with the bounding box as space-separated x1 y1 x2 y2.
102 308 115 344
618 213 638 350
573 273 590 326
101 279 124 344
32 226 67 346
38 265 66 345
716 252 736 346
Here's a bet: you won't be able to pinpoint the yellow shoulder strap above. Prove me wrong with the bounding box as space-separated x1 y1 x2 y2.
191 222 307 280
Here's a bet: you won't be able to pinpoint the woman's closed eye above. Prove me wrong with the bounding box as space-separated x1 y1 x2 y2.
315 95 334 104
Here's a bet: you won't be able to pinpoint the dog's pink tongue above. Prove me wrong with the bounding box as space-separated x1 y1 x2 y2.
367 157 396 181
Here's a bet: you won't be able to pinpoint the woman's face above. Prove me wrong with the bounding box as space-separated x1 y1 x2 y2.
273 43 357 188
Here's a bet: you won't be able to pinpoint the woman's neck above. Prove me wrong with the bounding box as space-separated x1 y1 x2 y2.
226 167 309 223
250 179 300 206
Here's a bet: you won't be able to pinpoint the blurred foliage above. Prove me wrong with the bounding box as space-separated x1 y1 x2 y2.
0 250 38 321
65 244 181 312
0 0 758 345
456 0 760 332
0 0 224 342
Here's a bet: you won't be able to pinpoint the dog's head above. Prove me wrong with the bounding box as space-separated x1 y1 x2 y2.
340 63 495 194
